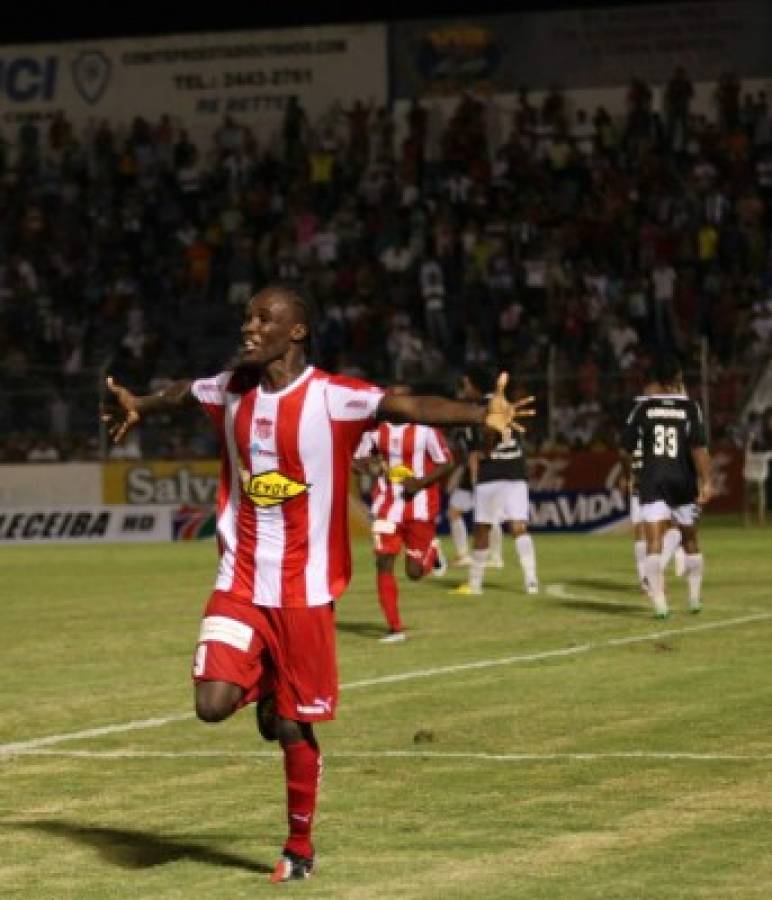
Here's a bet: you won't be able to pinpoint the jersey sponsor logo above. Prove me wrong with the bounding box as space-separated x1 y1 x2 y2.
240 468 309 507
249 443 277 457
345 399 370 410
387 463 414 483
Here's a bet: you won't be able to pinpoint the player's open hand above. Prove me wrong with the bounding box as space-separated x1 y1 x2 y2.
484 372 536 438
101 376 141 444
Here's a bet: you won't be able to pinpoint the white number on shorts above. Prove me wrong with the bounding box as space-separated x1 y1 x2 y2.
653 424 678 458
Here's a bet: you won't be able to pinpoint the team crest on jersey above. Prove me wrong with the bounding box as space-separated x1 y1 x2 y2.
254 417 273 440
240 468 309 507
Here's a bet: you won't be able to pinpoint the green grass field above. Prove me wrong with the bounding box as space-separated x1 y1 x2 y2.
2 519 772 899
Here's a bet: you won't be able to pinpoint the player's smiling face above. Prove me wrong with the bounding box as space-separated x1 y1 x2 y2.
239 290 306 369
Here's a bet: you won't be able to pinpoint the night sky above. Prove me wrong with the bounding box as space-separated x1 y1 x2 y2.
1 0 675 45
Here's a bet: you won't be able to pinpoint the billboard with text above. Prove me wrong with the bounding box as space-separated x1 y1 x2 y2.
0 24 386 146
392 1 772 97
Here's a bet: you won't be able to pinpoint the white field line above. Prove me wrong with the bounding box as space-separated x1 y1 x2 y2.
7 749 772 763
1 600 771 759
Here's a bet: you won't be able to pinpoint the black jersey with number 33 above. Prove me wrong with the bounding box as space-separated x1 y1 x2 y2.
622 394 707 506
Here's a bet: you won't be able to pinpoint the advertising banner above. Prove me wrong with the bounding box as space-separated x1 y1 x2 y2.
0 462 102 506
391 1 772 97
434 449 743 534
528 449 742 516
0 23 386 146
0 505 173 543
102 460 219 505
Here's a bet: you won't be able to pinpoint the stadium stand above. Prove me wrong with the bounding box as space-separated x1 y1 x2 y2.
0 67 771 460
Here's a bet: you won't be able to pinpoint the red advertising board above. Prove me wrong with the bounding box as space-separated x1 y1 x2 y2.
527 449 743 513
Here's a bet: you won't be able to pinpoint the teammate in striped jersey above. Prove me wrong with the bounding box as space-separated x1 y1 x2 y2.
355 386 455 642
102 282 534 883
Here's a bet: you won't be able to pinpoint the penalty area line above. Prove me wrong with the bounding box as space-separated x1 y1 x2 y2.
2 608 771 758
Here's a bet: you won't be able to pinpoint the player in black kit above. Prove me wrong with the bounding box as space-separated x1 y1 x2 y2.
446 370 504 568
621 358 713 618
450 368 538 596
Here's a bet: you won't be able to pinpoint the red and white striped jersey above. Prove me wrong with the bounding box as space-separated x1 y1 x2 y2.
192 366 384 608
355 422 451 524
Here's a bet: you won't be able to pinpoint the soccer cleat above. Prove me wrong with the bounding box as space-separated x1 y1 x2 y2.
487 555 505 569
379 630 406 643
269 851 314 883
654 611 671 620
526 580 539 595
449 583 483 596
430 539 448 577
688 602 703 614
452 554 472 567
256 693 278 742
674 548 687 577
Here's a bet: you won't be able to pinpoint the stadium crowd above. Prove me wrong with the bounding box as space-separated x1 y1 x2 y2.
1 67 772 461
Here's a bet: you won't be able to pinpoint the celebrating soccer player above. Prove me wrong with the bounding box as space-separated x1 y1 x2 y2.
101 282 534 883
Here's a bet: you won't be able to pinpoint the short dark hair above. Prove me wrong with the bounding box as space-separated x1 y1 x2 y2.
656 355 683 387
263 281 318 360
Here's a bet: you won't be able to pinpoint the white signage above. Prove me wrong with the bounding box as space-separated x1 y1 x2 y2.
0 24 387 147
0 505 172 543
0 463 102 506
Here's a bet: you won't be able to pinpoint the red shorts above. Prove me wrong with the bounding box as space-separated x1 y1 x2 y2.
373 519 436 560
192 591 338 722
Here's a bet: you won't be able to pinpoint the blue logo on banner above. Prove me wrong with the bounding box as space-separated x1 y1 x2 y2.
71 50 111 104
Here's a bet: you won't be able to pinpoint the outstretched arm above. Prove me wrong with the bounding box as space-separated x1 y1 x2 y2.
101 376 196 443
377 373 535 437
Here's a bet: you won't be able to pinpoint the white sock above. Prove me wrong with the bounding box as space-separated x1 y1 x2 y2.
469 550 488 590
450 518 468 558
634 540 647 582
644 553 667 615
685 553 704 607
660 527 682 571
515 534 537 584
489 523 503 561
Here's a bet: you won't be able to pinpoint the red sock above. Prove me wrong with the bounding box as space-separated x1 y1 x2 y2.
377 571 402 631
283 739 321 859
